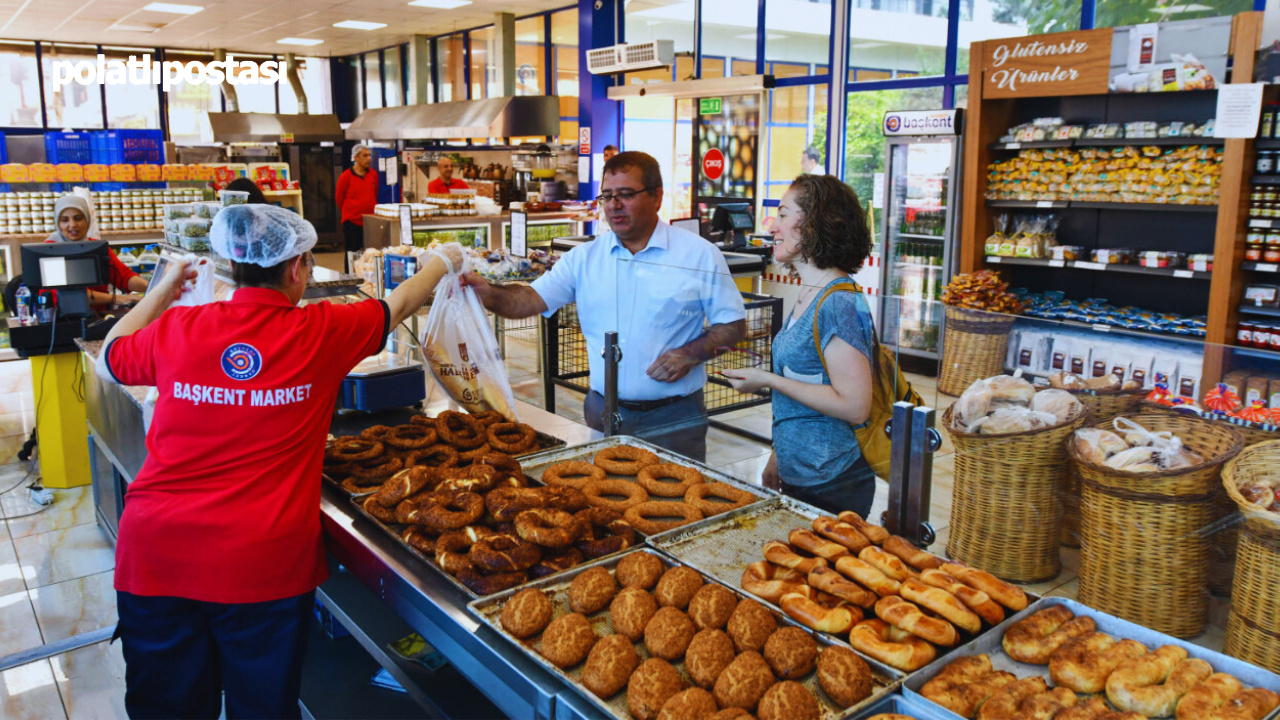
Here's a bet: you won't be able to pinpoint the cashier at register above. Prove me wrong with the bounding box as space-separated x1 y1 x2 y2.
428 157 470 193
45 194 148 313
463 151 746 461
93 204 464 718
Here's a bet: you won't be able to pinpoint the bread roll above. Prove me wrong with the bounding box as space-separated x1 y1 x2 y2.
1072 429 1127 465
1050 372 1085 390
1083 374 1121 392
1104 447 1159 471
953 379 993 430
1032 389 1082 424
978 408 1057 435
986 375 1036 406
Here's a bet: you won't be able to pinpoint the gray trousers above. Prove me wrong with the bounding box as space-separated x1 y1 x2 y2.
584 390 708 463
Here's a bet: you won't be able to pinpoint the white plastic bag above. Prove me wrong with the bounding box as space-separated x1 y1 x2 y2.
419 244 519 420
169 256 218 308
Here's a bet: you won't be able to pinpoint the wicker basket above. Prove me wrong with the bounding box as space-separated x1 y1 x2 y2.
1223 441 1280 673
1061 389 1145 547
938 306 1016 397
943 401 1089 582
1071 412 1244 638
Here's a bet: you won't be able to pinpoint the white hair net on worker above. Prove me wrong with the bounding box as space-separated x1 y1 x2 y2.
210 204 317 267
352 143 370 162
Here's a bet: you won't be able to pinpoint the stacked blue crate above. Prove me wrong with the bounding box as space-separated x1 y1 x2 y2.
44 132 94 192
92 129 164 190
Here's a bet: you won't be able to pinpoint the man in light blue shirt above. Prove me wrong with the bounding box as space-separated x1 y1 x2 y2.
463 151 746 461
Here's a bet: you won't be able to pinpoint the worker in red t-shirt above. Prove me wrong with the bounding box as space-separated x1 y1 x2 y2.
96 204 464 719
44 195 148 314
427 156 469 194
334 143 379 271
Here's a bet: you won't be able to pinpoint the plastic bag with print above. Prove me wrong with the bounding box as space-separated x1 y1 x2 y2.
418 244 518 420
168 255 219 308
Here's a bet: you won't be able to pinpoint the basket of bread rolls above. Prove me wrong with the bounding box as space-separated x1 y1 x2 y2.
1223 440 1280 673
1049 371 1144 548
1068 413 1243 640
942 373 1088 584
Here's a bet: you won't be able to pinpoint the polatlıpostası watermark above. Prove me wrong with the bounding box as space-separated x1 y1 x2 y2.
51 54 286 92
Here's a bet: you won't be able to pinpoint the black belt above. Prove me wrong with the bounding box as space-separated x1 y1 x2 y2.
617 393 693 412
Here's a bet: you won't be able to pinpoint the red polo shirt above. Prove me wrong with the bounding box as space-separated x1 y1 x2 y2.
427 177 469 194
105 288 390 604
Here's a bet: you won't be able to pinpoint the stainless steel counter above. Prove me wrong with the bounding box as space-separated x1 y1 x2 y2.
77 345 610 718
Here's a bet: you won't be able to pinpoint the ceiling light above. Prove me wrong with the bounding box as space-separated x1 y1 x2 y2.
408 0 472 8
278 37 324 45
334 20 387 30
142 2 203 14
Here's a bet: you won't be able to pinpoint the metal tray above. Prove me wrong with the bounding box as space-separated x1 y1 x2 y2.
903 597 1280 720
851 692 953 719
646 496 1034 661
467 547 904 720
516 435 775 509
347 467 652 601
323 418 568 498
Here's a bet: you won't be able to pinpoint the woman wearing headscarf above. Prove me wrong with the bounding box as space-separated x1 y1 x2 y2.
45 194 148 313
334 143 379 271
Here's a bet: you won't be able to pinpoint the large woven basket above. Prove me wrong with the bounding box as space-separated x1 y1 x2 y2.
1223 441 1280 672
943 401 1089 582
938 306 1016 397
1071 412 1244 638
1061 389 1146 547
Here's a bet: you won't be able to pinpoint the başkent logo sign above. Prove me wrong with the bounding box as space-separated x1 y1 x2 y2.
983 29 1112 98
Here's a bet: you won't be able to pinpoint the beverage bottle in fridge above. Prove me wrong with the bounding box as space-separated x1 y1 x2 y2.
15 284 32 326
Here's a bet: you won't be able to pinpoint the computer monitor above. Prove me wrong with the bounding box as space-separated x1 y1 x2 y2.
20 241 109 319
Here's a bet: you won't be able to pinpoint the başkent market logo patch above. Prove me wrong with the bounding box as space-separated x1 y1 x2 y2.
884 115 902 133
221 343 264 381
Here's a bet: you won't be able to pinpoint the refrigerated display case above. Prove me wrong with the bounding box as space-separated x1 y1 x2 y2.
878 130 961 359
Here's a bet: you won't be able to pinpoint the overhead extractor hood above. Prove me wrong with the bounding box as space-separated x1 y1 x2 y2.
206 112 345 144
344 96 560 141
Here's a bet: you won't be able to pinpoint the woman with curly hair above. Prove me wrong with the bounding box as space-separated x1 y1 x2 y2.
722 174 877 516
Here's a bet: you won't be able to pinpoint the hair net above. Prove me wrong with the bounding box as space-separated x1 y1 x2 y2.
351 143 370 162
211 204 317 267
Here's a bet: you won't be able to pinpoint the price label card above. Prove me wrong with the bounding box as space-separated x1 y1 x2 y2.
510 210 527 257
988 256 1002 263
1091 324 1112 332
1173 269 1194 278
1256 263 1280 272
1036 201 1055 208
1048 260 1066 268
1007 142 1021 149
399 205 413 246
1075 261 1105 271
1250 220 1272 229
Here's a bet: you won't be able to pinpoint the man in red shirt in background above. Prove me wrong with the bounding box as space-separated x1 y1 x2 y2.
334 144 379 271
427 156 469 194
97 205 464 718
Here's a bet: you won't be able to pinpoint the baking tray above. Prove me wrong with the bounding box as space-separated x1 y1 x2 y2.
903 597 1280 720
467 547 904 720
323 419 568 497
516 435 775 509
851 692 953 719
646 496 1034 657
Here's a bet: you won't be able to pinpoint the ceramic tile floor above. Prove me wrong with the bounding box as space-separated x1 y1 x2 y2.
0 329 1237 717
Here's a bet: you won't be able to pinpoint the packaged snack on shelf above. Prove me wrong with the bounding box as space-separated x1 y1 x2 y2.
1245 376 1271 407
1092 248 1133 264
1016 331 1050 372
1068 341 1091 376
1049 245 1084 261
1138 250 1186 269
1244 284 1280 307
1090 345 1111 378
985 215 1008 256
1188 254 1213 272
1049 336 1072 373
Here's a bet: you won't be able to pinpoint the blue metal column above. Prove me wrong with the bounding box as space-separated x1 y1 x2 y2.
578 0 622 203
826 0 850 179
1080 0 1096 30
943 0 961 108
756 0 767 75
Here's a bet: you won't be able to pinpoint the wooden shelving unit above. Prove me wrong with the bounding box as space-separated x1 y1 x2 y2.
960 12 1268 387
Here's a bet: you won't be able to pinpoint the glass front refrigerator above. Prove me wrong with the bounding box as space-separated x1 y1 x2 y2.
877 120 962 360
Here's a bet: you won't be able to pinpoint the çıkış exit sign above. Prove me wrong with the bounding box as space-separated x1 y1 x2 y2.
983 28 1112 98
699 97 722 114
702 148 725 180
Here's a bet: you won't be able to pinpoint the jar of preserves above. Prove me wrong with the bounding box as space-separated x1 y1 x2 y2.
1266 232 1280 263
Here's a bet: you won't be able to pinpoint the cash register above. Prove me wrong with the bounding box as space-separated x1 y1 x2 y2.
9 241 114 357
708 203 754 250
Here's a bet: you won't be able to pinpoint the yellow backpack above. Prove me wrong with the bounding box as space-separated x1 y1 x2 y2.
811 282 923 477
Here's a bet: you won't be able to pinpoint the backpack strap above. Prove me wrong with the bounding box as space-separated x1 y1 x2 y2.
810 281 868 376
